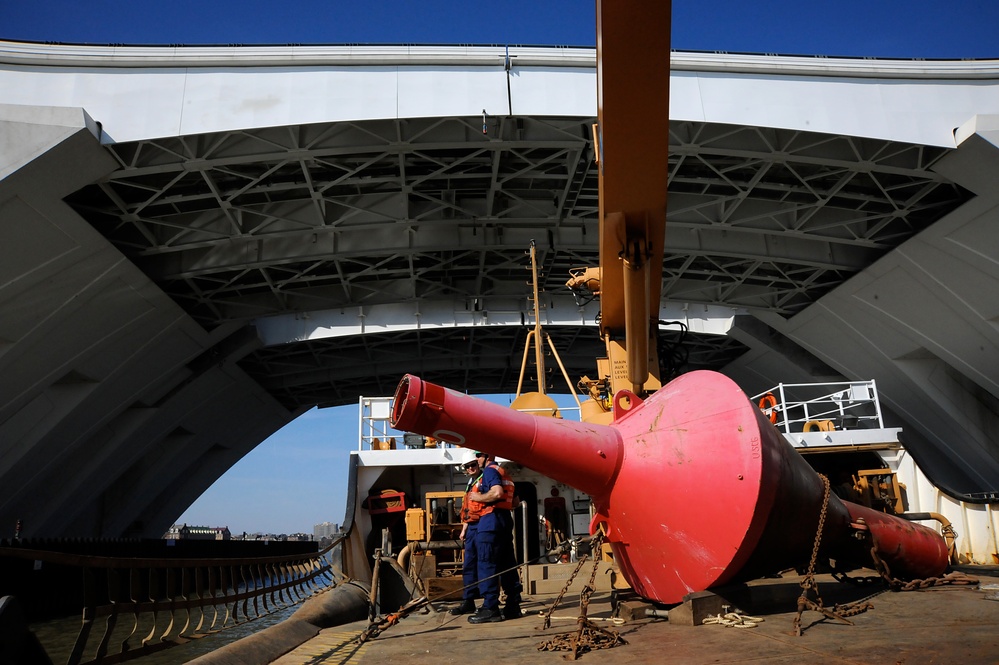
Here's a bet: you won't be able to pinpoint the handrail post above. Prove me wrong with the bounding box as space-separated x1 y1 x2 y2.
67 567 97 665
871 379 884 428
777 383 789 433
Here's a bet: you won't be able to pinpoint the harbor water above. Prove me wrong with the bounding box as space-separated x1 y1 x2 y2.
31 603 299 664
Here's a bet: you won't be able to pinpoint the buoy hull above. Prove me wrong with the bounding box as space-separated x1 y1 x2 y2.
391 371 949 604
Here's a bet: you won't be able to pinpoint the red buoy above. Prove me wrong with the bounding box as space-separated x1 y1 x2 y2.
391 371 948 604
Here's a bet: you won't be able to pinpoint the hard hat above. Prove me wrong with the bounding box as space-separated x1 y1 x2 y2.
460 450 479 468
473 451 510 464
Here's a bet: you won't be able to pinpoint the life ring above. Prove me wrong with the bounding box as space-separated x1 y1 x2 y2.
758 393 778 424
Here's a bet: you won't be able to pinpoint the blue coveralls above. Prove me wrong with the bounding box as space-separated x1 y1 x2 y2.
461 523 481 602
473 463 515 611
460 476 481 603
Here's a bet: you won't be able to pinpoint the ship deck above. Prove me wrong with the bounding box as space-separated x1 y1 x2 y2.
271 566 999 665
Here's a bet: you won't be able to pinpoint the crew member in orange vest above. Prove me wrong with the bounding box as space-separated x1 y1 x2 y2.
466 451 520 623
450 450 484 615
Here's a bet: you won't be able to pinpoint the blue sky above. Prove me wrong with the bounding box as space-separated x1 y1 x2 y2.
4 1 998 535
2 1 998 58
174 395 571 536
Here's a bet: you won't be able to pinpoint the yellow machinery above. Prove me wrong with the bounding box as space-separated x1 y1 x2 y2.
566 1 672 421
404 491 467 600
853 469 906 515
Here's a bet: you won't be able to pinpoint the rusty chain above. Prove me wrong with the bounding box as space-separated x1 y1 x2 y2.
579 531 605 614
537 530 627 660
792 473 877 635
792 472 830 635
539 550 591 631
891 572 980 590
537 623 626 660
358 595 429 643
868 536 979 591
793 475 980 636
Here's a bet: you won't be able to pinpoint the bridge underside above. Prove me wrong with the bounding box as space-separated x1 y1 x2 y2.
3 104 999 538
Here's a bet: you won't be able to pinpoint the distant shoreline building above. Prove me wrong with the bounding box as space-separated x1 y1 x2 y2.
313 521 339 541
164 524 231 540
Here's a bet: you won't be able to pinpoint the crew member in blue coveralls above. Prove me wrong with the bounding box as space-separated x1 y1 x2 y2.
466 451 521 623
496 459 524 619
450 450 484 615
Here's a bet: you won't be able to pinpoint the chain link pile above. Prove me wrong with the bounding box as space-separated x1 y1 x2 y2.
537 531 627 660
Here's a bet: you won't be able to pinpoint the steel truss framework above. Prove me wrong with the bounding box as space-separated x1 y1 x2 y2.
67 115 970 409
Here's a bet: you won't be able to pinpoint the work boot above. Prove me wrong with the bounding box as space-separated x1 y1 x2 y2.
502 602 522 620
450 599 476 615
467 607 504 623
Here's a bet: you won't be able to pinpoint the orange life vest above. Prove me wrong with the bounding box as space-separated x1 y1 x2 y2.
461 474 487 523
478 463 515 514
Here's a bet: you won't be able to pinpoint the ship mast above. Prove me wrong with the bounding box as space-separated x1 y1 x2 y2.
511 241 582 417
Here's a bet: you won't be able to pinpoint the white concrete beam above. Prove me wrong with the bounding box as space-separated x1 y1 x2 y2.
253 298 738 346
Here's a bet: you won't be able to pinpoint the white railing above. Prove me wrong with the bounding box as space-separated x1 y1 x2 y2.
750 380 884 434
358 396 414 451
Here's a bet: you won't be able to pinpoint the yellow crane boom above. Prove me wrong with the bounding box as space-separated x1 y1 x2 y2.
572 1 671 415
